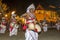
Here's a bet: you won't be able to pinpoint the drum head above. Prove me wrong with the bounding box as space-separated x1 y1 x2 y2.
35 24 41 32
28 23 35 30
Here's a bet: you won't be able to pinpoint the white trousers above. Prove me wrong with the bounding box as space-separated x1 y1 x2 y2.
9 28 18 36
25 29 38 40
0 28 6 33
56 26 60 30
43 27 48 32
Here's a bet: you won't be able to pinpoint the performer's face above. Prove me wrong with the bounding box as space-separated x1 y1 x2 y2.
29 8 35 13
26 15 29 19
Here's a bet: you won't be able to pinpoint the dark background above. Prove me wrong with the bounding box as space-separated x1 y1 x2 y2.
2 0 60 15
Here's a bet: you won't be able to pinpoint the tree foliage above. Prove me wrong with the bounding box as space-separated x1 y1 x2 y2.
0 0 8 13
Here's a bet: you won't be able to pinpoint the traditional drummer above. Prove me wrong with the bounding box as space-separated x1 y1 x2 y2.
25 4 41 40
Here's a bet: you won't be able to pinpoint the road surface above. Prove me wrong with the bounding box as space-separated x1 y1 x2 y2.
0 29 60 40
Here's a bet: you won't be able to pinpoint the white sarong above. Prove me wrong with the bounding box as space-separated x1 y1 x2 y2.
43 26 48 32
56 25 60 30
0 25 6 33
25 29 38 40
9 23 19 36
9 27 18 36
0 28 6 33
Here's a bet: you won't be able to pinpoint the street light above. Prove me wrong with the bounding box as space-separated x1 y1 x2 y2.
5 14 7 17
11 11 15 15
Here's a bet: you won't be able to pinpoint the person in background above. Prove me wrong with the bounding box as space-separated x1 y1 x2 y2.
9 13 19 36
0 17 6 33
56 22 60 31
43 23 48 32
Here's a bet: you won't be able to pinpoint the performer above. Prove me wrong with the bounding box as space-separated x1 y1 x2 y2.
43 23 48 32
56 22 60 31
9 21 19 36
0 17 6 33
25 16 38 40
9 13 19 36
25 4 41 40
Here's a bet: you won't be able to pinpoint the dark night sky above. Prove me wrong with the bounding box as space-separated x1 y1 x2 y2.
2 0 60 15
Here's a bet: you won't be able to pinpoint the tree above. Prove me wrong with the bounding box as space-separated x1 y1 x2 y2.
0 0 8 20
0 0 8 15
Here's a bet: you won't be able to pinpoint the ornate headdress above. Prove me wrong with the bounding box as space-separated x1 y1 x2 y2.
26 4 35 13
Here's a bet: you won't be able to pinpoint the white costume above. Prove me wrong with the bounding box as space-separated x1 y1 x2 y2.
0 17 6 33
56 22 60 31
25 4 38 40
43 24 48 32
25 29 38 40
9 14 19 36
9 22 19 36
